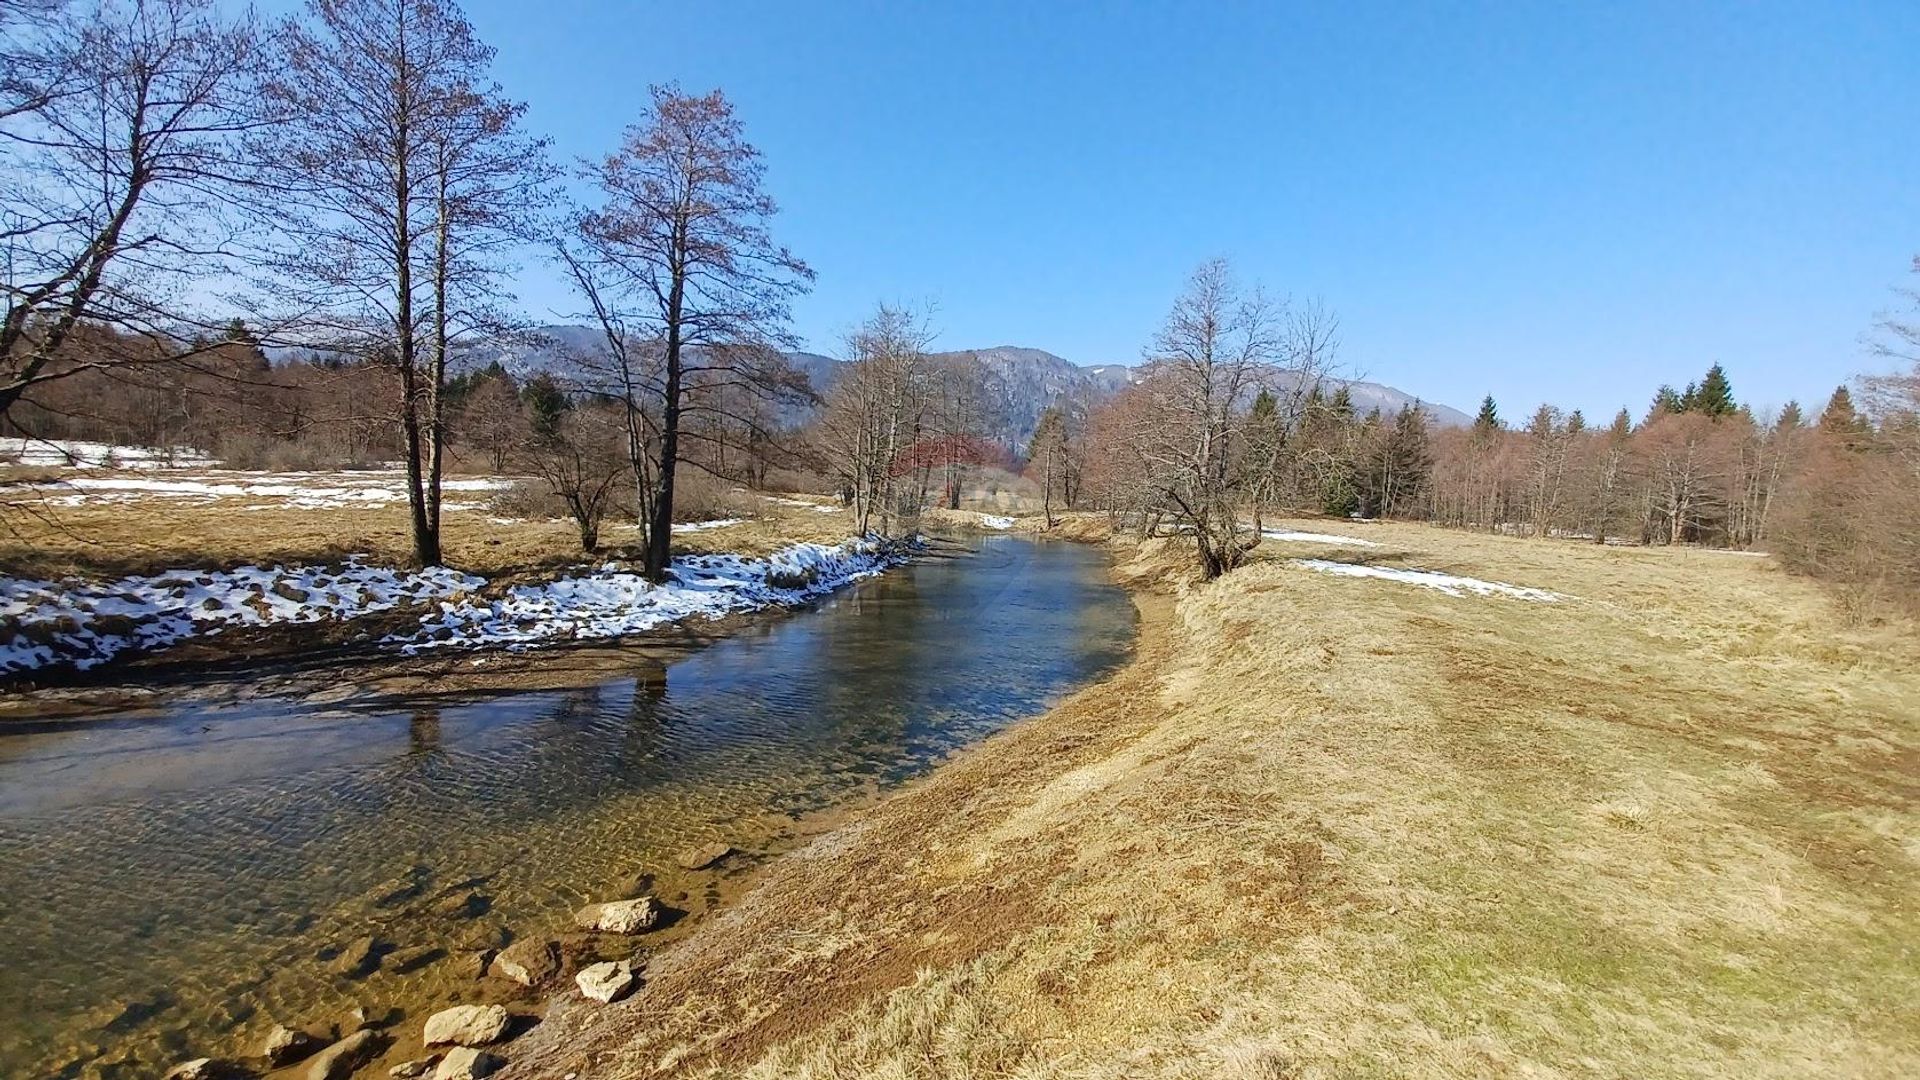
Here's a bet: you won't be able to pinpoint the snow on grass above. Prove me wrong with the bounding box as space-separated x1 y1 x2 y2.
0 560 483 673
671 518 745 533
764 496 845 513
1261 528 1380 548
1292 558 1568 602
394 538 903 654
10 470 513 511
979 515 1016 530
0 437 216 470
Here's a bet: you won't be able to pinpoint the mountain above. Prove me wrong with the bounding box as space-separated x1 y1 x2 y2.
466 325 1470 443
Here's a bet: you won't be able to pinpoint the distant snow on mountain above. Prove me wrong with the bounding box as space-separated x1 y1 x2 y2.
463 325 1470 441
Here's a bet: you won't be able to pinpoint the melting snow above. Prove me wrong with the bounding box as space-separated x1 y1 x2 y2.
0 561 483 673
671 518 745 533
394 539 903 654
1292 559 1568 602
9 470 514 511
0 438 217 470
1262 528 1380 548
979 515 1016 530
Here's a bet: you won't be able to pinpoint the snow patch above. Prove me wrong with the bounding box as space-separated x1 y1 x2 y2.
979 515 1016 530
394 539 903 654
0 561 483 674
0 438 217 470
1292 559 1568 602
1261 528 1380 548
11 470 514 511
671 518 745 533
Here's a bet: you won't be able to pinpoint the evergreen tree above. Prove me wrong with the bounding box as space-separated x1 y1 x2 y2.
1647 385 1682 423
1776 400 1803 431
1329 385 1355 421
522 374 570 441
1566 408 1586 434
1679 381 1700 412
1817 385 1868 445
1693 363 1736 417
1474 394 1500 431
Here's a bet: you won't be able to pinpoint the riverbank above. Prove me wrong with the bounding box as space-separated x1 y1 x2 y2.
501 517 1920 1079
0 488 913 703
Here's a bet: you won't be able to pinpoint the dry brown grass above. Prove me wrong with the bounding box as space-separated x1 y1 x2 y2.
0 489 856 579
503 518 1920 1080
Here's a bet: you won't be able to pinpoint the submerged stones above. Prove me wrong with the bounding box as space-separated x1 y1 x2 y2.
675 842 734 871
328 935 386 978
487 939 560 987
432 1046 502 1080
573 896 662 934
388 1058 438 1079
262 1023 321 1066
422 1005 509 1048
574 959 638 1004
305 1029 386 1080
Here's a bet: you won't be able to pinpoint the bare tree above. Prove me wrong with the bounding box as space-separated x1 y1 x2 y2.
817 304 934 536
254 0 550 566
1124 259 1330 579
2 0 272 427
569 85 812 582
521 405 626 552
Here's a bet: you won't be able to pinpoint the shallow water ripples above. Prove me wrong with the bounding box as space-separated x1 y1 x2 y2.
0 535 1135 1078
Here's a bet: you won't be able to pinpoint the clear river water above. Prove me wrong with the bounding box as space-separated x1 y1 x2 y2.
0 534 1135 1079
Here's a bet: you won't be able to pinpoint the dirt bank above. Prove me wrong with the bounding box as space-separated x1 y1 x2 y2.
499 519 1920 1080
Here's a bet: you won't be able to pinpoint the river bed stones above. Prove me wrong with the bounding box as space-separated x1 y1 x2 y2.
487 939 560 987
422 1004 509 1048
432 1046 502 1080
572 897 662 934
262 1023 320 1066
305 1029 386 1080
675 842 734 870
328 935 387 978
388 1057 438 1079
574 960 638 1004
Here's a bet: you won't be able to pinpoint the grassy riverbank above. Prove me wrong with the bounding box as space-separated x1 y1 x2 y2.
510 518 1920 1080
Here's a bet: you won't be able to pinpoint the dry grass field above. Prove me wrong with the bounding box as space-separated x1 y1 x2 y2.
0 479 855 580
507 518 1920 1080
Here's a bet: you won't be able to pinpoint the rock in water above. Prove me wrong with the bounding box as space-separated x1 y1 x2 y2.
574 960 638 1003
573 897 662 934
163 1060 219 1080
262 1024 320 1066
676 842 733 870
422 1004 509 1047
306 1029 386 1080
329 935 384 978
432 1046 502 1080
488 939 560 987
389 1058 439 1079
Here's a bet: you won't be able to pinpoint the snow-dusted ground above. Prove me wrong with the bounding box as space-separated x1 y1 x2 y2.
8 470 514 511
0 438 216 470
0 538 908 675
1261 528 1380 548
1293 558 1568 602
0 561 482 673
764 496 844 513
979 515 1016 530
670 518 745 533
394 539 902 654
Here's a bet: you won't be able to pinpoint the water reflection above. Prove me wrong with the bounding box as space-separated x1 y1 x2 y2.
0 535 1134 1077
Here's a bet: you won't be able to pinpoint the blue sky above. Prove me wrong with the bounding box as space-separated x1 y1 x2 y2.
455 0 1917 418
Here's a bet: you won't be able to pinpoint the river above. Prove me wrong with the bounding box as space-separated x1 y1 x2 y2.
0 534 1136 1078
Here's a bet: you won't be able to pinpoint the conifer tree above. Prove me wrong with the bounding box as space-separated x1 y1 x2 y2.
1694 363 1736 417
1474 395 1500 432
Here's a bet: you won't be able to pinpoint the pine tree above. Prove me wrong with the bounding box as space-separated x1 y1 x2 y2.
523 374 569 441
1647 385 1682 423
1694 363 1736 417
1776 400 1803 431
1474 395 1500 431
1817 385 1868 445
1329 386 1354 421
1566 409 1586 434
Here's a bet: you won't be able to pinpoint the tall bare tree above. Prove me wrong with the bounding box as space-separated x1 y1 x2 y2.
818 304 933 536
569 85 812 582
255 0 550 566
1123 259 1332 579
2 0 271 427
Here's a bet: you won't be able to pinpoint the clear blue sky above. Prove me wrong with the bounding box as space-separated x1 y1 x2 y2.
458 0 1917 418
